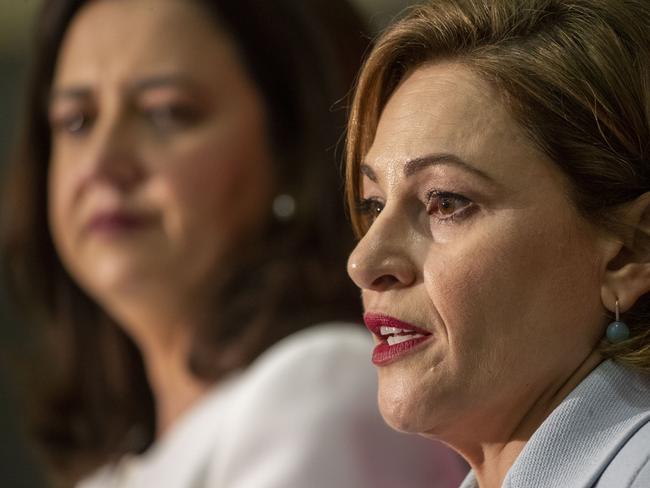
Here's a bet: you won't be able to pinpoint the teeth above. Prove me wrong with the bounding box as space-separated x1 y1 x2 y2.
387 334 424 345
380 326 405 335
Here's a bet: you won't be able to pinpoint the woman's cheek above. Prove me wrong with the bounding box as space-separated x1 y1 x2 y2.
48 164 74 254
422 223 523 346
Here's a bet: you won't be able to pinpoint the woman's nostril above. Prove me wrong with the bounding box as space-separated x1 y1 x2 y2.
371 274 399 290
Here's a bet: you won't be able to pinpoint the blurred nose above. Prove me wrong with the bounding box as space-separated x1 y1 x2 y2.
79 112 145 194
347 208 417 292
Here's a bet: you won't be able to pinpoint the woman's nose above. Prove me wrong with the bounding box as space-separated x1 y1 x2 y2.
347 211 417 292
82 115 145 192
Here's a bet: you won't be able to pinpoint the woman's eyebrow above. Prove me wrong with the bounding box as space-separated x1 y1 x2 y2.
49 75 201 108
360 153 497 185
49 86 91 105
360 164 377 182
128 74 198 94
403 153 495 183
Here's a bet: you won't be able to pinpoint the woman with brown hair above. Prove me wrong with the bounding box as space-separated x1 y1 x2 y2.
345 0 650 486
0 0 467 486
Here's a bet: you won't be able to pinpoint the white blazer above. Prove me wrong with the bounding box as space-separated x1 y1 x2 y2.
79 323 467 488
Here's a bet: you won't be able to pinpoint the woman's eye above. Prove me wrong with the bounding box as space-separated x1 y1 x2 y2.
144 104 198 131
426 191 473 221
51 112 92 136
356 197 384 223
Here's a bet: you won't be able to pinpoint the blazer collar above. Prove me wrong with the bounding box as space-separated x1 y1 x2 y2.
503 360 650 487
459 360 650 488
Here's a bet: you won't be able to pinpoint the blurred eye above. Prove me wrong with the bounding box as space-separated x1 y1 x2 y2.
144 104 199 131
426 191 473 222
50 111 92 136
356 197 384 224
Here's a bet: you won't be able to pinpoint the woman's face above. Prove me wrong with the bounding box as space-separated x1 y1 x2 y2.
347 62 611 438
48 0 273 308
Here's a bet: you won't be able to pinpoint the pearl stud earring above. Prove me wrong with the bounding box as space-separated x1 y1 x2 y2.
272 193 296 221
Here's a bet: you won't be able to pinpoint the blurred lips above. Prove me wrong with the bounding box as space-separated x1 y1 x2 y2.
85 209 153 237
363 313 433 366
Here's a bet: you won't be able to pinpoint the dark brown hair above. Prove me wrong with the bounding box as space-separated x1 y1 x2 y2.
346 0 650 369
1 0 368 483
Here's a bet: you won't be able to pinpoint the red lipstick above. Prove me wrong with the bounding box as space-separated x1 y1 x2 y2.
363 313 432 366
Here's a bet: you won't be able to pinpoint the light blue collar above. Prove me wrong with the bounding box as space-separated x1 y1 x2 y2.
460 360 650 487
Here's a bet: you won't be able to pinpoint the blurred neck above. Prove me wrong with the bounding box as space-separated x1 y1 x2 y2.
102 291 212 438
138 331 210 438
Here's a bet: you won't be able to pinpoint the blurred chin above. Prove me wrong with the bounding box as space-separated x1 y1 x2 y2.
74 253 158 299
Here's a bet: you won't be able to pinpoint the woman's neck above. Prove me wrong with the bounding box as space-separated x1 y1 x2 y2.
104 295 212 438
452 351 604 488
139 334 210 437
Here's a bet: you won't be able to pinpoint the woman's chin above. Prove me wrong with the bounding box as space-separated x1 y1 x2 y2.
378 386 433 435
76 256 167 302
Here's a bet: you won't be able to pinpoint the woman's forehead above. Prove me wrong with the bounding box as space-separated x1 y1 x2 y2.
53 0 234 89
366 67 508 169
359 62 566 199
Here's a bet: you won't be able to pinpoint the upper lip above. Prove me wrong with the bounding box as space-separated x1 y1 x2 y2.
84 208 153 233
363 312 432 338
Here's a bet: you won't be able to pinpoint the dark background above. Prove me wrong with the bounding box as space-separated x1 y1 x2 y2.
1 1 45 485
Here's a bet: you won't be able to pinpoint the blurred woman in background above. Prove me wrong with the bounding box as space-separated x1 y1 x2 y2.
0 0 466 486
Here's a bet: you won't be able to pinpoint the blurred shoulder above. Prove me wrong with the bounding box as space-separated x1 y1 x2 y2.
243 322 375 391
260 321 371 358
211 323 468 488
234 322 376 405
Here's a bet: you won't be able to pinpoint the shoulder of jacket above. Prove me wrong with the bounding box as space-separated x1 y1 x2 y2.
249 322 371 376
597 419 650 487
210 322 379 448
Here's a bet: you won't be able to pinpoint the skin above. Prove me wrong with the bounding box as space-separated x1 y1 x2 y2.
48 0 274 435
347 62 622 487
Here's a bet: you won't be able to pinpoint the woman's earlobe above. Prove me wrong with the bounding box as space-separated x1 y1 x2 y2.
601 192 650 313
602 262 650 313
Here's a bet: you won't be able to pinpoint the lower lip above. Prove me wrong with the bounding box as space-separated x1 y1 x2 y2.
86 216 150 236
372 335 431 366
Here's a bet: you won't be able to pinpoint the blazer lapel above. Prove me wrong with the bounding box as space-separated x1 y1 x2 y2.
503 360 650 488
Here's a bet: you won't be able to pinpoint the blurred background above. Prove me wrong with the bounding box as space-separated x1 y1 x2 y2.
0 0 419 486
1 2 44 486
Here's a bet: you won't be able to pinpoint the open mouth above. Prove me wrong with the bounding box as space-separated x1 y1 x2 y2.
364 313 433 366
378 325 428 345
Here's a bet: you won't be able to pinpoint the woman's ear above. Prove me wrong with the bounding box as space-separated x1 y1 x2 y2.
601 192 650 313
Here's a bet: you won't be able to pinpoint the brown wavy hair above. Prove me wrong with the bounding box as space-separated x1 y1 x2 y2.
1 0 368 483
346 0 650 369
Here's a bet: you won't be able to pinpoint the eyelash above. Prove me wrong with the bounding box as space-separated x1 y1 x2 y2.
425 190 475 222
356 197 384 227
49 103 200 138
51 112 93 136
143 103 200 130
356 190 475 225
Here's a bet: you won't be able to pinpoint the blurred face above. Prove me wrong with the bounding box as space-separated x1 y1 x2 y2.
48 0 273 309
347 62 609 438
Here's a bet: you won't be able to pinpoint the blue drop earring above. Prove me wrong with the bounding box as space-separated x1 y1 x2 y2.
606 299 630 344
